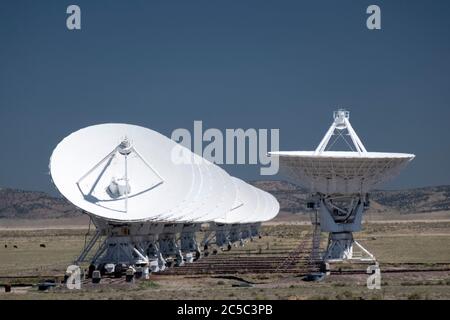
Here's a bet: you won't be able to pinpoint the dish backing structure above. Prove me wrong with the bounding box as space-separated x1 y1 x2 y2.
270 110 415 263
50 124 279 276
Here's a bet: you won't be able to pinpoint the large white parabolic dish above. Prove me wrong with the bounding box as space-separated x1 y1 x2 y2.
270 151 415 194
214 178 280 224
50 124 198 222
214 177 259 224
269 110 415 194
270 110 415 263
243 188 279 223
146 151 236 223
260 190 280 222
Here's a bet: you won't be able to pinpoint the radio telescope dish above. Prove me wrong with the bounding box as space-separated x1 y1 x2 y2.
260 190 280 222
50 123 198 222
214 177 259 224
270 109 414 263
146 150 235 223
213 178 279 225
241 188 279 223
272 151 414 194
195 163 237 222
184 158 237 223
270 109 415 193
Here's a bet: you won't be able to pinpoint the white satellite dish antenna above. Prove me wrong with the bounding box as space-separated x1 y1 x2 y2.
241 187 279 241
214 177 258 224
50 123 275 272
50 123 242 271
208 178 279 248
50 123 218 270
189 160 237 222
50 123 200 222
156 158 237 266
238 187 267 224
270 109 414 263
258 190 280 222
239 188 280 239
147 151 235 223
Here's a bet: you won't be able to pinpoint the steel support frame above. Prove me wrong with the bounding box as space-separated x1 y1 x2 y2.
313 193 376 263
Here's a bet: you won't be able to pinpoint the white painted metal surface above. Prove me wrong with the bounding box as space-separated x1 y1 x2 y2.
270 109 414 193
50 123 199 222
214 177 259 224
270 150 414 193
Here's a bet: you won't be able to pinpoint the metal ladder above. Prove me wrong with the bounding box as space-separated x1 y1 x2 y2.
309 209 322 264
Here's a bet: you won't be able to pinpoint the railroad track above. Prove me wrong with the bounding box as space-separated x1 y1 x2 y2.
160 233 320 276
2 264 450 287
328 262 450 275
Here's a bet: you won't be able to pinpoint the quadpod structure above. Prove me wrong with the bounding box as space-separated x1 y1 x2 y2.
270 110 414 263
50 124 280 277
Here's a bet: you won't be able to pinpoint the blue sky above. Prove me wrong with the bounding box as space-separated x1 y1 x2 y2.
0 0 449 194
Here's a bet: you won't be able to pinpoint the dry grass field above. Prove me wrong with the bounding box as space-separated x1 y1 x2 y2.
0 214 449 300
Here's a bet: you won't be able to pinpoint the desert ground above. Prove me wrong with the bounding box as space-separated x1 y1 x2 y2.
0 212 449 300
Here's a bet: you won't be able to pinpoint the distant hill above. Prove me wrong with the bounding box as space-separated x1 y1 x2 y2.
370 186 450 213
0 188 82 219
0 182 449 220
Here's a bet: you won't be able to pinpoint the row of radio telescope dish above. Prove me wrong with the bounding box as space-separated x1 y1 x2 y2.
50 124 280 276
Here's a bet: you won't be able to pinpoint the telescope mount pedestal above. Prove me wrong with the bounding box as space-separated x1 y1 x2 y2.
308 193 376 263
